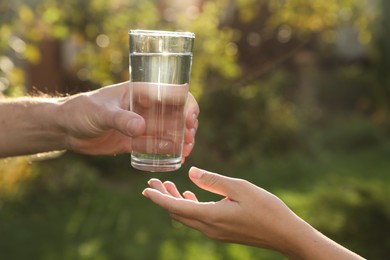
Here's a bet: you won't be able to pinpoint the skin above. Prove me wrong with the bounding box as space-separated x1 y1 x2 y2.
143 167 365 260
0 81 199 158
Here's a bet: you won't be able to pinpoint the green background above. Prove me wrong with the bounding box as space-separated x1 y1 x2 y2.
1 0 389 259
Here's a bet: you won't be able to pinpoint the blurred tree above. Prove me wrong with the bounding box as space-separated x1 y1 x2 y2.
375 0 390 110
190 0 382 165
0 0 240 97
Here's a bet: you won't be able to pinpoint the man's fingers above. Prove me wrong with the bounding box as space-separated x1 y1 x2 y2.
182 142 194 158
182 93 198 159
185 93 200 130
184 126 196 144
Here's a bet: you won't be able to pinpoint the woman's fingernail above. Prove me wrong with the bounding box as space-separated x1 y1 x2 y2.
142 189 149 198
190 167 203 179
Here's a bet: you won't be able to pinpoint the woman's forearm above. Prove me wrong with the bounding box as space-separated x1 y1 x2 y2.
0 97 66 158
143 167 365 260
281 216 365 260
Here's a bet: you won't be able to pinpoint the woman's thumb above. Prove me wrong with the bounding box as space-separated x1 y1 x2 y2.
188 167 240 199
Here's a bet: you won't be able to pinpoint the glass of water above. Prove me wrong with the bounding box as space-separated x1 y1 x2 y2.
129 30 195 172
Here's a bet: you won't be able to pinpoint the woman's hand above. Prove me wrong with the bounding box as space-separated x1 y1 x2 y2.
142 167 365 260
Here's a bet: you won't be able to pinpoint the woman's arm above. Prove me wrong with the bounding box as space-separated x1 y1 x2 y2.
143 167 365 260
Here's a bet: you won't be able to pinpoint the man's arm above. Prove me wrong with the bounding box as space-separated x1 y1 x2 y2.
0 82 199 159
0 97 66 157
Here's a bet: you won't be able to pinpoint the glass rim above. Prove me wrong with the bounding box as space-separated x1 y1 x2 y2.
129 29 195 38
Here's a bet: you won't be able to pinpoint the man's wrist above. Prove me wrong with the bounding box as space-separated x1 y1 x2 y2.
0 97 68 158
30 97 68 153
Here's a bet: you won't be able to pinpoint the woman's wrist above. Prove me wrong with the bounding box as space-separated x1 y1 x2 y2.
258 212 310 259
279 217 320 260
279 216 364 260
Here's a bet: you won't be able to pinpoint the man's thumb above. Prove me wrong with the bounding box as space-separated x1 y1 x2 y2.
188 167 239 199
111 109 145 137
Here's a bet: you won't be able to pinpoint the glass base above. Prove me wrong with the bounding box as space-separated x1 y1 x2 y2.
131 155 182 172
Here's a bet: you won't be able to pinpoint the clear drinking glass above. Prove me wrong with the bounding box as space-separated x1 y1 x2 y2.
129 30 195 172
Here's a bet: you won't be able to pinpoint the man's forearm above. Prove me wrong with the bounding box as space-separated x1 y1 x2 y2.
0 97 66 158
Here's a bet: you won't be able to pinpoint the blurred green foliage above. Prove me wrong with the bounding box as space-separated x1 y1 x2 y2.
1 0 390 259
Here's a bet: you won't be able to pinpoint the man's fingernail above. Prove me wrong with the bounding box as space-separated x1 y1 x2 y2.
127 118 142 136
190 128 196 138
192 113 197 123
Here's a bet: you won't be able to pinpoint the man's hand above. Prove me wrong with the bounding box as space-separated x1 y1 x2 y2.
60 81 199 156
0 81 199 158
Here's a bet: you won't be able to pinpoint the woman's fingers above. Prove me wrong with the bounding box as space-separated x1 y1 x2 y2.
183 191 198 201
147 178 169 194
163 181 183 198
142 188 210 219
